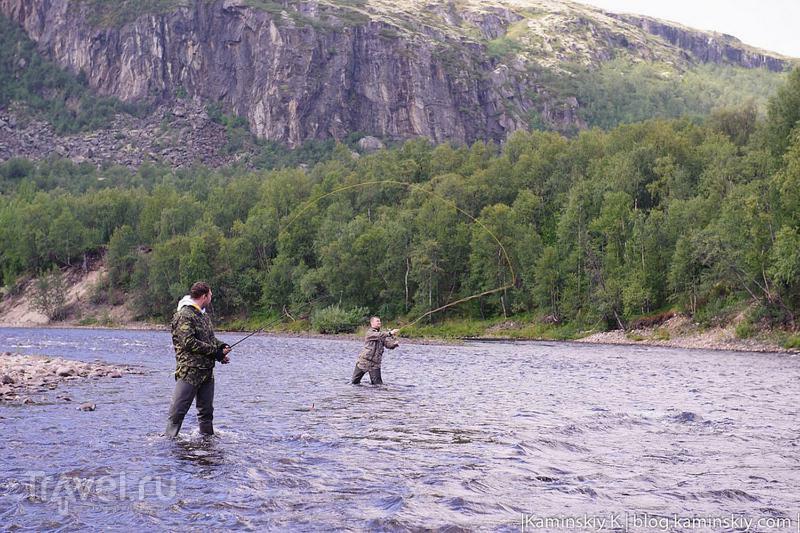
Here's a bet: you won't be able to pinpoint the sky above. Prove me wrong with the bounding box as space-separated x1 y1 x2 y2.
573 0 800 58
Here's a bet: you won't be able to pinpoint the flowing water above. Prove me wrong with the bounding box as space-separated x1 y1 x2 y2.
0 327 799 531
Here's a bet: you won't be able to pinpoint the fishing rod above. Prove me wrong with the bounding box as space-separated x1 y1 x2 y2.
228 293 331 349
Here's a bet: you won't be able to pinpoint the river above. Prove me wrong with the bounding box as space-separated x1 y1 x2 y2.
0 328 798 531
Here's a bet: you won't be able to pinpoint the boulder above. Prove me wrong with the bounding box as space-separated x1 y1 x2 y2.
56 366 75 377
357 136 385 153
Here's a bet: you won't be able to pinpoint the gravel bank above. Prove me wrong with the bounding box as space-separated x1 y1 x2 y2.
0 351 140 405
575 315 798 354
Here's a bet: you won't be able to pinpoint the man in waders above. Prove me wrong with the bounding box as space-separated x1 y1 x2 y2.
165 281 231 437
351 316 399 385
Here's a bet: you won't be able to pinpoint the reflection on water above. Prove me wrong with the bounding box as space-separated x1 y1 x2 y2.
1 327 799 530
172 437 227 467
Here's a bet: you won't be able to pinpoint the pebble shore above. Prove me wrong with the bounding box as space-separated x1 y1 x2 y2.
0 351 138 406
574 315 798 354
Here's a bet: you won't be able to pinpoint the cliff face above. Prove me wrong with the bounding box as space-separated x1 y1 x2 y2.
609 13 786 72
0 0 790 147
1 0 549 146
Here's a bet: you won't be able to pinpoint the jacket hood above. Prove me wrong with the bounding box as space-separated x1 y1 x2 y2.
177 295 205 314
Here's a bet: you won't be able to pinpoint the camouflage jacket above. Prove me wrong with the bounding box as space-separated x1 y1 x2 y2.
171 304 227 386
356 327 399 371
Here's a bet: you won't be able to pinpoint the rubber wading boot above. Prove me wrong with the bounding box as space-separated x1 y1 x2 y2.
165 418 184 438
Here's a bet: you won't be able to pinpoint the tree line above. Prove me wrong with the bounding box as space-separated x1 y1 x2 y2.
1 69 799 334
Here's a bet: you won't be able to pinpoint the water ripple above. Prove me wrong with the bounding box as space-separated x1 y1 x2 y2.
1 328 799 529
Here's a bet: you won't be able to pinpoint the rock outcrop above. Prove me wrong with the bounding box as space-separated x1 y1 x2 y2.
608 13 787 72
0 0 791 148
0 0 540 146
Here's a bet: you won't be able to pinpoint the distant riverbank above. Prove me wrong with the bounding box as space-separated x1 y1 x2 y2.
2 311 798 355
3 261 797 356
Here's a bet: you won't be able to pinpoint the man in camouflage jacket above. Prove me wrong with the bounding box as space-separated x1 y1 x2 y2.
165 281 231 437
352 316 399 385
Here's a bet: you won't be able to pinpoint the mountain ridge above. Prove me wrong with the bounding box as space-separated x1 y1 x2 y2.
0 0 793 149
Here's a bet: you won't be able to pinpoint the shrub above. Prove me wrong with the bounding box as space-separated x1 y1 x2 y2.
783 335 800 350
735 321 755 339
310 304 368 334
88 274 111 305
653 328 671 341
78 316 98 326
30 267 68 321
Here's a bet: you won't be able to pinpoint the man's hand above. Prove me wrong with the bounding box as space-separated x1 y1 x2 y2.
219 344 232 364
390 328 400 336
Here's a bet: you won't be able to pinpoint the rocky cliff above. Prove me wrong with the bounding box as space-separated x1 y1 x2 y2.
0 0 792 147
608 13 786 72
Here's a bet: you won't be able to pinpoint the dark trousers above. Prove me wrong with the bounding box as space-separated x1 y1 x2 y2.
351 364 382 385
165 378 215 437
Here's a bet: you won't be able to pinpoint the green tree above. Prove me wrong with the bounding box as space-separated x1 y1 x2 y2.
468 203 519 317
532 246 562 320
765 67 800 156
107 225 138 288
31 267 68 321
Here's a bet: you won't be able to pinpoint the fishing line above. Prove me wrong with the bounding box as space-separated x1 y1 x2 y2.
228 293 331 348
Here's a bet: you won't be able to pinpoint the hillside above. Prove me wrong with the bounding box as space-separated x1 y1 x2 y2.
0 0 793 157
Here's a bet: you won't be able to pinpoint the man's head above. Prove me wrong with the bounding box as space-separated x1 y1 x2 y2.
190 281 213 309
370 316 381 329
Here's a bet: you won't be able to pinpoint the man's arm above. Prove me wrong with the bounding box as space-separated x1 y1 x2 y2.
175 314 218 357
383 329 400 349
364 330 385 343
208 324 231 362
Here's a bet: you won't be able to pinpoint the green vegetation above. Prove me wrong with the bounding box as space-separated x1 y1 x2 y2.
242 0 370 29
77 313 115 327
0 15 147 133
30 267 68 320
81 0 187 27
402 316 579 340
402 318 495 339
487 36 522 60
2 68 800 341
311 304 369 333
572 60 787 130
653 328 670 341
783 335 800 350
735 321 756 339
80 0 370 31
